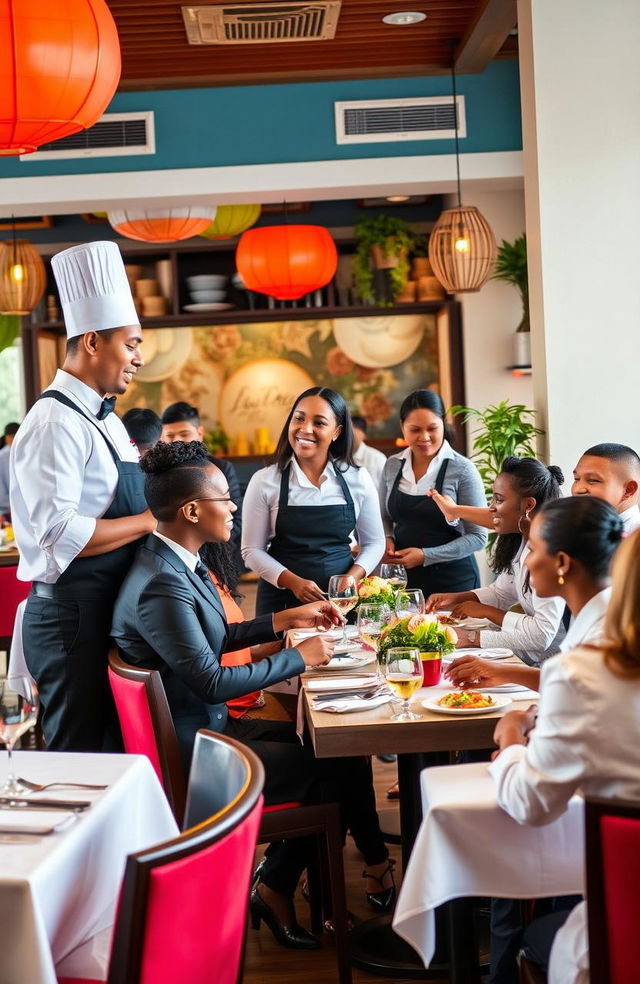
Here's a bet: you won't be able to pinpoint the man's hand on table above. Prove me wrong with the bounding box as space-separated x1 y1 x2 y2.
297 634 335 668
491 706 538 759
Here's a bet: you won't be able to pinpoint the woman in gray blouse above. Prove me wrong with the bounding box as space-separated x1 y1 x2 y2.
379 390 488 599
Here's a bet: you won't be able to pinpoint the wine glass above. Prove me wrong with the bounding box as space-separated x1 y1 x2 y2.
357 603 391 675
0 676 39 796
394 588 425 619
382 647 422 721
380 563 408 593
328 574 358 647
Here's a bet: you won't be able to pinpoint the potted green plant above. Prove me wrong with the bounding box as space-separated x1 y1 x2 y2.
378 613 457 685
492 234 530 366
449 400 544 501
203 424 230 456
352 215 414 306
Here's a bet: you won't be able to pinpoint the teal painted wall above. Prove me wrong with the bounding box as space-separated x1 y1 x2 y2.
0 61 521 179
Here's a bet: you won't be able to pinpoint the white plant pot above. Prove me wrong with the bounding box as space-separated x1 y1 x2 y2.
513 332 531 367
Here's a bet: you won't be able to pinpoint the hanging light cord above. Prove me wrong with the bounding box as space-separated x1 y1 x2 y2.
451 62 462 208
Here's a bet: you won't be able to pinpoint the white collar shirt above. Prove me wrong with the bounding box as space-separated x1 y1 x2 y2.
0 444 10 514
620 503 640 533
353 442 387 489
10 369 139 583
474 540 566 661
241 457 385 587
396 440 456 495
559 587 611 652
152 530 199 572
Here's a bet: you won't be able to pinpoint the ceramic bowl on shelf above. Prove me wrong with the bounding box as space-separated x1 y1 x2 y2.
189 289 226 303
141 295 167 317
187 274 227 290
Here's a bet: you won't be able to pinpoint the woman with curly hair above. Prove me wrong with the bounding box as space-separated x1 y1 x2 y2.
242 386 385 613
112 440 392 950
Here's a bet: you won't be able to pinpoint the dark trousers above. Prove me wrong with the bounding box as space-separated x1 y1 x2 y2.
22 593 121 752
224 716 388 897
490 895 581 983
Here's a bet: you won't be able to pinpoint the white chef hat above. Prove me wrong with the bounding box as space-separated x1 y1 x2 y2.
51 240 140 339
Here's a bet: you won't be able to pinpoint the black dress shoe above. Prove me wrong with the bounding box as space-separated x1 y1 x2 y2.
363 858 397 914
250 885 321 950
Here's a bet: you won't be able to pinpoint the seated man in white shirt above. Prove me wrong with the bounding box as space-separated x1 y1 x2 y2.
571 442 640 533
351 415 387 488
0 421 18 519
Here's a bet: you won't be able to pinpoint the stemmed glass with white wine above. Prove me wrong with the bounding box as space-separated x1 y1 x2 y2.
0 676 39 796
394 588 425 619
380 563 408 594
382 647 423 722
327 574 358 647
357 603 391 674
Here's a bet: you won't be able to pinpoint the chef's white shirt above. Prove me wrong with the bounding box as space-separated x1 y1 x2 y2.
10 369 138 583
353 441 387 488
559 587 611 652
489 645 640 984
474 540 565 661
241 457 385 587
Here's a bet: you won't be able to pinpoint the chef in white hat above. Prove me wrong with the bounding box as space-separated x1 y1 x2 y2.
10 240 155 752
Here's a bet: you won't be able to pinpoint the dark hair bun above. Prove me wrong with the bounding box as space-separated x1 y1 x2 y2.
140 439 210 474
547 464 564 486
608 517 625 543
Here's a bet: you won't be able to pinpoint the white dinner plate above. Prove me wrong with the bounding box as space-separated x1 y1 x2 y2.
183 302 233 312
422 693 512 715
454 648 513 661
475 683 536 694
314 654 374 671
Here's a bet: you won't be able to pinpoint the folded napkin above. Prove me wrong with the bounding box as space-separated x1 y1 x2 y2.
450 648 513 661
306 675 379 692
312 693 394 714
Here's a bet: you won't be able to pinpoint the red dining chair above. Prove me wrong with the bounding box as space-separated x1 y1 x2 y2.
0 564 30 654
58 731 265 984
584 795 640 984
108 648 352 984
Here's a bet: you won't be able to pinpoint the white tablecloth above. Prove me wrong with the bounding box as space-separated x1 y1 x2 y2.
393 762 584 967
0 751 178 984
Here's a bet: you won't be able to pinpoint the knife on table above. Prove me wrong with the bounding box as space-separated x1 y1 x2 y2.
0 797 91 811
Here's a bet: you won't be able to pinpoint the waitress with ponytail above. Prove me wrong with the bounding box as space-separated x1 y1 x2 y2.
380 390 488 598
242 387 385 614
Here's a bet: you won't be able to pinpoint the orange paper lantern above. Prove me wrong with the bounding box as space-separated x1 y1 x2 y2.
0 0 121 156
108 208 217 243
236 225 338 301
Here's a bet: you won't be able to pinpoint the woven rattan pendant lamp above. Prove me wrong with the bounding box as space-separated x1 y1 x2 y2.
429 63 497 293
0 224 46 315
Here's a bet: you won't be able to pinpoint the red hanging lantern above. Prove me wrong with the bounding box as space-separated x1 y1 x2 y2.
108 208 217 243
0 0 121 156
236 225 338 301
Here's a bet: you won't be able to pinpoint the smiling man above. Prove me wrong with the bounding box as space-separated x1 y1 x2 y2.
571 442 640 533
10 241 156 751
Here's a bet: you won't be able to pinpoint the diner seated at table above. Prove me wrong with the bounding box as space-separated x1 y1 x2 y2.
111 439 393 950
488 528 640 984
427 456 566 664
446 496 623 693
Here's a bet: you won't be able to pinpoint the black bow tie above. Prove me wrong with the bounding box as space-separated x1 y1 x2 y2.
96 396 117 421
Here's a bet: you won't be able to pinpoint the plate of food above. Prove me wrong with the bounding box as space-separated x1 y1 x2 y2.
435 611 462 627
422 691 512 715
314 653 374 671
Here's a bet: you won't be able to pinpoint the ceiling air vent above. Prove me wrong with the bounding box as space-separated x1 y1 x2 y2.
19 112 156 162
182 2 341 44
335 96 466 146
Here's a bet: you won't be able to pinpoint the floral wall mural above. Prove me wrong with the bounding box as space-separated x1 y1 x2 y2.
118 313 441 453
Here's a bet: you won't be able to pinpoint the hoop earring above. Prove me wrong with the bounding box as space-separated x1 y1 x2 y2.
517 510 531 535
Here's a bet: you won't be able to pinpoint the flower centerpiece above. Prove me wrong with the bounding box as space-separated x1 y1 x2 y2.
356 575 397 609
378 614 458 686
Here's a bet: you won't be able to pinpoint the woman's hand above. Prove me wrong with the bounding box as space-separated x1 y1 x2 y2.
282 601 345 632
391 546 424 569
288 575 327 603
426 489 460 522
425 592 465 613
381 537 397 564
446 656 506 689
297 635 335 668
449 600 490 619
492 706 538 756
454 628 480 648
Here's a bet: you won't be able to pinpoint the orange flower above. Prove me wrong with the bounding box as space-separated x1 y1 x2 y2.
326 346 355 377
361 391 393 424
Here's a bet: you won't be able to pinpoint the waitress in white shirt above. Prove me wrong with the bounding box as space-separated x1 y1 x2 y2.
10 241 154 751
446 496 622 692
428 456 566 664
242 387 385 614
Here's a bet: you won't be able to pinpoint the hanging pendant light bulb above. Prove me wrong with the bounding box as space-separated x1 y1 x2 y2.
0 221 46 315
429 62 497 293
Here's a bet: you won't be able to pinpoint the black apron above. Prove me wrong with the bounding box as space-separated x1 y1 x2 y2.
387 458 479 598
22 390 147 750
255 463 356 615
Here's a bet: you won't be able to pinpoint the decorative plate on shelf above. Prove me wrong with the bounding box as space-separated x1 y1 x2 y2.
183 302 233 312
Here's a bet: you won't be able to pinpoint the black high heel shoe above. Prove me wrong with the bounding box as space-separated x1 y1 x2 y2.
250 885 321 950
363 858 397 914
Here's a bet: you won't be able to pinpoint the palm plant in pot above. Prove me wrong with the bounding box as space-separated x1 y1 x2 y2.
492 234 530 366
352 215 414 306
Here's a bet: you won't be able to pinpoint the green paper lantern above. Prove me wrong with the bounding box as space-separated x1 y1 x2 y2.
200 204 262 240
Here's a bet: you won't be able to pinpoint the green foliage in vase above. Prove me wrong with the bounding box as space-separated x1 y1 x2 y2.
0 315 20 355
449 400 544 501
378 614 457 662
203 425 230 456
492 234 529 330
352 215 414 307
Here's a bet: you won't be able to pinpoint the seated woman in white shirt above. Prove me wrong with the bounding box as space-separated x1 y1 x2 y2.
242 387 385 613
489 528 640 984
446 496 623 692
427 456 566 664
